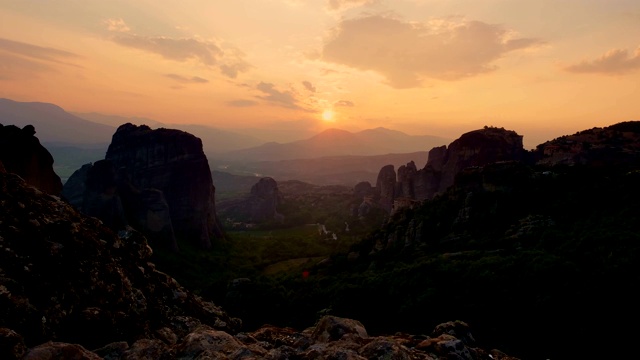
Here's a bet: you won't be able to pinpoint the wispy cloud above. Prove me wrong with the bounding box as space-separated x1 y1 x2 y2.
0 38 81 80
256 82 303 110
321 15 544 88
165 73 209 83
227 99 258 107
109 27 250 79
564 47 640 75
0 37 79 66
112 34 222 65
335 100 355 107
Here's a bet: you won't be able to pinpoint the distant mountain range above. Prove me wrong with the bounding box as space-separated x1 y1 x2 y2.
0 98 114 146
221 127 450 161
72 112 265 154
1 98 450 185
212 151 430 187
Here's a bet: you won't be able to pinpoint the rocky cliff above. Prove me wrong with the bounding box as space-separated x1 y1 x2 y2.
371 127 526 213
534 121 640 166
63 123 224 249
0 124 62 195
105 124 224 249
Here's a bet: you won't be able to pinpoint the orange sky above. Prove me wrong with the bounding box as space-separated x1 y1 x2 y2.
1 0 639 148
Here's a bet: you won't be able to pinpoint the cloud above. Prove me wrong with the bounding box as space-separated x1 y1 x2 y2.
327 0 375 11
227 99 258 107
0 53 53 80
165 73 209 83
112 34 222 65
0 38 81 80
256 82 303 110
0 37 79 65
334 100 355 107
104 18 130 33
302 80 316 92
321 15 543 88
564 47 640 75
111 33 250 78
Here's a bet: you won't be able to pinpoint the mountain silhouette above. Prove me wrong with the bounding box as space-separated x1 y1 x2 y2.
221 127 449 161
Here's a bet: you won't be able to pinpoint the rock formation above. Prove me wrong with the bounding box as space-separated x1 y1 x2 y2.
217 177 284 224
375 164 397 212
371 127 526 213
248 177 283 222
105 124 224 249
0 124 62 195
63 123 223 249
534 121 640 166
62 160 179 251
0 170 518 359
353 181 373 199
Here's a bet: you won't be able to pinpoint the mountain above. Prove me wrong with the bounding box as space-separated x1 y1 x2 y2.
221 127 450 161
0 98 114 146
73 112 265 154
213 151 430 187
71 111 165 128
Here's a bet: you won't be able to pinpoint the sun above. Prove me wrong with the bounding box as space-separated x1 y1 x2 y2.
321 110 335 122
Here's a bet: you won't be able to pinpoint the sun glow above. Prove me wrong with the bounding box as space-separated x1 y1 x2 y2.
322 110 335 122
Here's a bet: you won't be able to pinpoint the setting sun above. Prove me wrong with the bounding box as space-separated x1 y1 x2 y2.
322 110 334 122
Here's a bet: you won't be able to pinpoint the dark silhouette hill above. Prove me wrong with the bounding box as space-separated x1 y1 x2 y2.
221 127 449 161
0 98 114 146
272 121 640 359
73 112 265 154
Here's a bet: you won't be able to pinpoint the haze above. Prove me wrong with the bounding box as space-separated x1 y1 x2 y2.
1 0 639 147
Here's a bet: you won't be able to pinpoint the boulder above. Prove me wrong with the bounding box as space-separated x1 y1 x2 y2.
0 124 62 195
311 316 368 343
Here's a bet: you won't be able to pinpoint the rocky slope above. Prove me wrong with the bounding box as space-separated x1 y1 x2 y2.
0 158 518 359
534 121 640 166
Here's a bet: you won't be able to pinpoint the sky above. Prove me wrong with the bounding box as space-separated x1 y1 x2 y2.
1 0 639 148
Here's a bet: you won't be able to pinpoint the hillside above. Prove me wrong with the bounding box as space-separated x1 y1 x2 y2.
0 98 114 146
221 127 449 161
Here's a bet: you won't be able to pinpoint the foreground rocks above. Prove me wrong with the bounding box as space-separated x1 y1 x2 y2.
3 316 519 360
0 171 239 352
